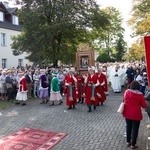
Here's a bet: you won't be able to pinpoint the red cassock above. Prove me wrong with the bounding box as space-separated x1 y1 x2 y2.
64 75 77 106
76 75 84 98
62 76 67 95
98 73 108 93
97 73 107 103
19 77 27 92
84 74 99 105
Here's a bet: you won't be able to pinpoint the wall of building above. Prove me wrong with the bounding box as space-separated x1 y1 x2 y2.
0 28 29 68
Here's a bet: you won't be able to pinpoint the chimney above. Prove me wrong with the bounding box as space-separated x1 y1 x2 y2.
3 1 9 8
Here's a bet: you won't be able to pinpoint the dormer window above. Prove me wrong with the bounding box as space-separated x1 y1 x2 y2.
12 15 19 25
0 11 4 22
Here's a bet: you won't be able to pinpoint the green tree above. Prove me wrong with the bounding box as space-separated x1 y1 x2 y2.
12 0 109 66
96 48 114 63
90 7 124 48
115 37 126 61
127 0 149 60
128 0 150 36
89 7 126 61
129 39 145 61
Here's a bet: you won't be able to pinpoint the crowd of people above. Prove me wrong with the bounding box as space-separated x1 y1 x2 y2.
0 65 108 111
0 62 149 108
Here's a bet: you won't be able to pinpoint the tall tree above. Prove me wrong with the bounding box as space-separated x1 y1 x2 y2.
127 0 150 60
129 39 145 61
115 37 126 61
11 0 109 66
128 0 150 36
90 7 126 61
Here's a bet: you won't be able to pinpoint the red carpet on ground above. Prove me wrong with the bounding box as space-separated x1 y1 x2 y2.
0 128 67 150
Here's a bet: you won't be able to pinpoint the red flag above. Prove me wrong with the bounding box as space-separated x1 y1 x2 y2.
144 36 150 87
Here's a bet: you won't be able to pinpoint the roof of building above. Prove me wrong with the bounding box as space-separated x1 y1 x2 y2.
7 7 18 14
0 1 22 31
0 20 22 31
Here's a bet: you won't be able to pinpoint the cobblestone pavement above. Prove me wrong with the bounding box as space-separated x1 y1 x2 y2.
0 88 149 150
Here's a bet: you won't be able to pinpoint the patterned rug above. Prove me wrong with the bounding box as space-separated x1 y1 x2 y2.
0 128 67 150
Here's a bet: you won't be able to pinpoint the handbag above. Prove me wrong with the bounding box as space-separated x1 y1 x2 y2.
117 102 124 114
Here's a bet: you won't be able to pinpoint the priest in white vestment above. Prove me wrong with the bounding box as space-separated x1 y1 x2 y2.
120 65 127 86
110 66 122 92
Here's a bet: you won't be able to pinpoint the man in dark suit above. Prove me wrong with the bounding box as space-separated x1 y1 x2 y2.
5 70 14 101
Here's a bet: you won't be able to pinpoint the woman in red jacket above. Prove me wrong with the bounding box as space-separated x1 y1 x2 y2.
123 81 147 149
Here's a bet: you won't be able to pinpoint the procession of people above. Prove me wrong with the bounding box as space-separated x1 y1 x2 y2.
0 62 149 113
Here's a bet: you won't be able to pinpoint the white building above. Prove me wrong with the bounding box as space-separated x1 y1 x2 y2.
0 1 28 69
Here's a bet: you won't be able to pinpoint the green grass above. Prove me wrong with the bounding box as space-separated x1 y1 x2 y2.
0 100 14 110
0 96 38 110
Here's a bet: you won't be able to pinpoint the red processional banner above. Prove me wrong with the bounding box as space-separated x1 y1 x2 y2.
144 36 150 87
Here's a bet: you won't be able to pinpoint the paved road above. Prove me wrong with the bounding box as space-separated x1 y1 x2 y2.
0 88 149 150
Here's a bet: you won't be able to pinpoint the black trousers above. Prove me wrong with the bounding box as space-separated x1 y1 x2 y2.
125 118 140 146
147 112 150 119
7 88 14 101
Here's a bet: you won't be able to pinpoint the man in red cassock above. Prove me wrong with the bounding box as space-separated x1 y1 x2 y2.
76 72 85 104
64 69 77 110
83 67 100 112
97 68 107 105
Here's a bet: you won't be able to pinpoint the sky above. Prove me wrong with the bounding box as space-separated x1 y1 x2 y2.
96 0 134 46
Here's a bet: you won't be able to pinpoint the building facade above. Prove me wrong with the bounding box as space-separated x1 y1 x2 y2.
0 1 28 69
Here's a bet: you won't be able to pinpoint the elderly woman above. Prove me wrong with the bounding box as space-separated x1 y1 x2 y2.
33 70 40 97
16 71 28 105
123 81 147 149
0 70 7 100
39 69 49 104
49 73 63 106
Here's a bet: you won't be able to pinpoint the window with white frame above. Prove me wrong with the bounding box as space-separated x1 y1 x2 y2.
0 11 4 22
18 59 23 67
1 33 6 46
2 59 7 68
12 15 19 25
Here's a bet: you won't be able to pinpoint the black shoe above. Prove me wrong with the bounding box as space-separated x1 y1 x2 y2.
78 99 81 103
81 98 84 104
67 106 72 110
22 103 26 106
45 99 49 103
49 103 54 106
94 105 96 110
40 101 45 104
58 100 63 105
87 107 92 112
130 145 138 149
101 102 103 105
15 102 20 105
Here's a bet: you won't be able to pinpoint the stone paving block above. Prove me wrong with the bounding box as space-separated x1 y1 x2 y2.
0 88 148 150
